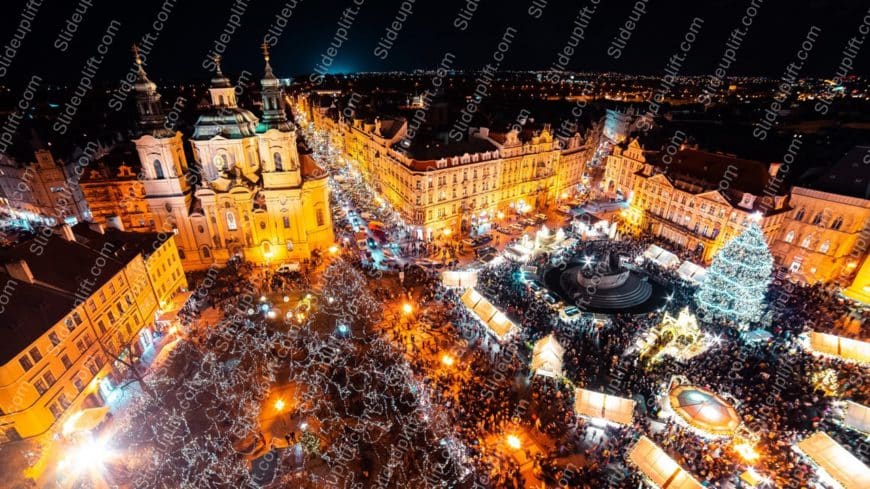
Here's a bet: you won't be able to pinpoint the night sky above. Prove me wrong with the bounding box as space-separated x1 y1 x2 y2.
1 0 869 84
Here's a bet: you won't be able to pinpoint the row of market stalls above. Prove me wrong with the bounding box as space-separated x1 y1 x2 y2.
641 244 708 284
805 331 870 364
459 288 518 340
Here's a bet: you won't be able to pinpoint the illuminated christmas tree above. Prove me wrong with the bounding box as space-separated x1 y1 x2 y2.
696 222 772 329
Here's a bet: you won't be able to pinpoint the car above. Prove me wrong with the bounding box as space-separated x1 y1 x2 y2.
556 205 572 214
534 213 548 223
366 237 378 248
473 235 493 246
496 227 513 235
520 218 535 227
276 262 301 274
508 224 524 235
560 306 581 321
475 245 497 257
527 280 543 294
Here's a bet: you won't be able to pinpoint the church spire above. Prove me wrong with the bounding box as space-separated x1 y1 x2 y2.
257 43 292 133
261 42 276 80
132 44 172 137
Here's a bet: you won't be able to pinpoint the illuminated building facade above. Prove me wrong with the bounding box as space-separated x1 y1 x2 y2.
613 145 790 263
0 150 89 227
771 147 870 297
78 163 152 233
314 105 588 239
0 223 186 442
85 47 333 269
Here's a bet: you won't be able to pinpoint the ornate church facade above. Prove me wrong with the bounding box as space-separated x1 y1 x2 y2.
129 48 333 269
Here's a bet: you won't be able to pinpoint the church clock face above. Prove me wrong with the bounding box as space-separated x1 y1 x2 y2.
213 155 225 171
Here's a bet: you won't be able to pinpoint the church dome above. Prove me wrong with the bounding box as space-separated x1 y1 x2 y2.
192 108 259 140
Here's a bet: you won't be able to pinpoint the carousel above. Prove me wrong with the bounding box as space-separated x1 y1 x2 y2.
667 384 741 436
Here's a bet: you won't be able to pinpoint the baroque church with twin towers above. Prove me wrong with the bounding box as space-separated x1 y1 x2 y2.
128 44 333 269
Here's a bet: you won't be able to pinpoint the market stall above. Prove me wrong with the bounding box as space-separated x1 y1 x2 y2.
795 432 870 489
676 260 707 283
573 388 635 426
530 334 565 377
628 436 703 489
806 331 870 363
643 244 680 268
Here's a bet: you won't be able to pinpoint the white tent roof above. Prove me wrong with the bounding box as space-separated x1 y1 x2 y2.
574 388 636 426
843 401 870 434
628 436 703 489
442 270 478 288
460 288 517 340
808 331 870 364
795 432 870 489
644 244 680 268
531 334 565 377
677 261 707 283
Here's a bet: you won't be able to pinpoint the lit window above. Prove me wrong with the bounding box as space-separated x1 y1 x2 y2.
819 241 831 253
226 212 238 231
784 230 795 243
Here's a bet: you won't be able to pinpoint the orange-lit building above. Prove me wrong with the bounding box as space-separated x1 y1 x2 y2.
771 146 870 295
614 146 790 263
299 93 590 239
0 223 186 443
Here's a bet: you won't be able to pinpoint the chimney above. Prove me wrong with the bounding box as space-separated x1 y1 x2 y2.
88 222 105 234
107 216 125 231
58 224 76 242
5 260 35 284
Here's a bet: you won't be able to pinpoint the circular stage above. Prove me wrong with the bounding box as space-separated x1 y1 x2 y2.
541 251 669 314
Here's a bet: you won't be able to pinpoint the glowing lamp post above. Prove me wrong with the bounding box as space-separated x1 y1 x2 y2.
441 354 455 367
505 434 522 450
402 303 413 315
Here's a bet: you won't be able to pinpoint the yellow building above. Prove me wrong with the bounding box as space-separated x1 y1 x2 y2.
611 145 790 263
0 223 186 442
771 146 870 293
310 101 589 239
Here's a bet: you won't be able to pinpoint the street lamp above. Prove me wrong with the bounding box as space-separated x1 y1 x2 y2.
274 399 286 412
441 354 455 367
402 303 413 315
505 434 522 450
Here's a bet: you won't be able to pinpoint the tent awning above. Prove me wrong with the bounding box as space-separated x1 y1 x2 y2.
628 436 703 489
644 244 680 268
574 388 635 426
808 331 870 363
677 261 707 283
795 432 870 489
843 401 870 434
461 288 517 340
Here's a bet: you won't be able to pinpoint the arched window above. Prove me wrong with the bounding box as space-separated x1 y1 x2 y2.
794 208 805 221
784 230 795 243
201 246 211 258
819 241 831 253
274 152 283 171
153 159 164 179
226 211 237 231
177 248 186 259
812 212 823 225
801 235 812 248
316 208 325 227
831 216 843 230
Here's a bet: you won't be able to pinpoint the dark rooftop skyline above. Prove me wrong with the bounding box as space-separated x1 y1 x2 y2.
1 0 869 86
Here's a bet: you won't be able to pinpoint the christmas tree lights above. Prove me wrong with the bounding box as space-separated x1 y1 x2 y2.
696 222 772 328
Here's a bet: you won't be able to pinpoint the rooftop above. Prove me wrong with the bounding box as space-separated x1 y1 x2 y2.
800 146 870 200
0 225 169 365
